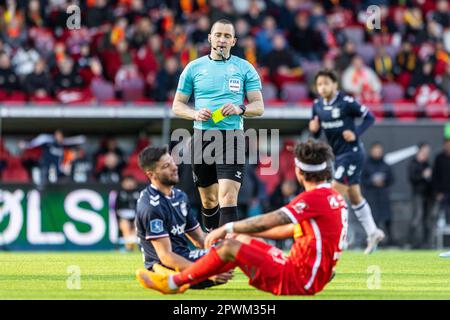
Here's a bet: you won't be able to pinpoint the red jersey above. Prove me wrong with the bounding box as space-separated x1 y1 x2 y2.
280 183 348 294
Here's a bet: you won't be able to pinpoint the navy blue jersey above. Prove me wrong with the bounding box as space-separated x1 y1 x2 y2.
312 91 373 156
135 184 200 269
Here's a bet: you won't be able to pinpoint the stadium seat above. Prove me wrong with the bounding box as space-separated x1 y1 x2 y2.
122 153 148 183
343 26 364 45
21 147 42 162
30 96 58 104
300 61 322 83
1 156 30 183
424 103 450 120
1 91 27 103
261 82 277 102
91 78 116 103
0 138 11 161
121 77 145 102
391 102 418 120
356 44 376 65
365 103 385 119
0 89 8 101
102 99 124 106
280 83 309 102
56 89 94 105
382 82 405 103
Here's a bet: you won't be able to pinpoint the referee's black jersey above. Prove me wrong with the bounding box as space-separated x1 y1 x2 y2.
135 184 200 269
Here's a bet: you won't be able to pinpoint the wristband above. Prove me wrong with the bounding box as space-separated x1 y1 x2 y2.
224 222 234 234
238 104 246 115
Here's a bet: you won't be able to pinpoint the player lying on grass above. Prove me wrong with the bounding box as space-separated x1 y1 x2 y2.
135 146 233 289
309 69 384 254
136 140 348 295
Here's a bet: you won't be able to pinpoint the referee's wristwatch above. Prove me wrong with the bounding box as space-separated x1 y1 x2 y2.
238 104 247 115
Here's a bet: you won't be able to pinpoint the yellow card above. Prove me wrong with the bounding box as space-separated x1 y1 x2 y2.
211 107 226 123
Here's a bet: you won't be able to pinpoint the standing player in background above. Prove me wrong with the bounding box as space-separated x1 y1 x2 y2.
172 19 264 231
309 69 385 254
115 175 140 252
136 140 347 295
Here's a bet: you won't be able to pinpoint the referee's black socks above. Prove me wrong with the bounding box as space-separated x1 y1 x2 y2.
219 206 238 227
201 205 220 232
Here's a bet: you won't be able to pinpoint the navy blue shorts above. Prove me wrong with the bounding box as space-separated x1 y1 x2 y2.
333 150 365 185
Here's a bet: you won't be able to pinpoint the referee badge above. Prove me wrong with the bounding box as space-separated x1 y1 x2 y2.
228 79 241 92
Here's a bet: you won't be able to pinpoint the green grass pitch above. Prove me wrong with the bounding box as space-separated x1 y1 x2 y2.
1 250 449 300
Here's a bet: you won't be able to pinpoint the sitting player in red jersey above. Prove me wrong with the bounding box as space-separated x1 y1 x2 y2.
136 139 348 295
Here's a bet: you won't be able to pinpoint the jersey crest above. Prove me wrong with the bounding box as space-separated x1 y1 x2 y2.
150 219 164 234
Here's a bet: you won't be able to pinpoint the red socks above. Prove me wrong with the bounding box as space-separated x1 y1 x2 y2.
173 248 234 286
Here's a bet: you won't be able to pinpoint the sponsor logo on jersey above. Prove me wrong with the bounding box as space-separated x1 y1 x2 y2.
292 201 308 214
171 223 186 236
321 120 344 129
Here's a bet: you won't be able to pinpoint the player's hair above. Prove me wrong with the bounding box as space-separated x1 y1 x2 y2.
370 141 383 149
210 19 236 37
417 142 429 149
294 139 334 182
314 69 339 84
121 174 136 182
138 145 168 171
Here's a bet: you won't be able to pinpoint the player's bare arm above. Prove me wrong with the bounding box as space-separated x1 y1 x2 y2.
251 224 294 240
172 92 212 121
151 237 232 283
309 115 320 133
151 237 195 271
204 209 292 248
342 130 356 142
186 227 206 249
243 90 264 117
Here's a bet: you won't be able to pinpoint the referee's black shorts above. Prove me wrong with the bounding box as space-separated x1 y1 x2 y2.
190 129 245 188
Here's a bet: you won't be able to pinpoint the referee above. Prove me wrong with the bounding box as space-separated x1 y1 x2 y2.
172 19 264 231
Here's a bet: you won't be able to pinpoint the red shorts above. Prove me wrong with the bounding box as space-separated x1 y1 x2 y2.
235 239 309 295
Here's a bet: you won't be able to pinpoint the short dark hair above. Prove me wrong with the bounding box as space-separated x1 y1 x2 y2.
314 69 339 84
294 139 334 182
121 174 136 182
138 145 168 171
417 142 429 149
210 19 236 37
370 141 383 149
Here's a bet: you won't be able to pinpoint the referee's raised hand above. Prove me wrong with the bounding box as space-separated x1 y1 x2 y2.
194 108 212 121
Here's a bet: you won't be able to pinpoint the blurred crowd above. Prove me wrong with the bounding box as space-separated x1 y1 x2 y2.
360 139 450 249
0 0 450 107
